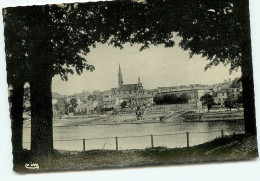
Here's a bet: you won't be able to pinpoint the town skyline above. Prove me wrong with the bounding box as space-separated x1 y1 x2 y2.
52 76 241 97
52 37 242 95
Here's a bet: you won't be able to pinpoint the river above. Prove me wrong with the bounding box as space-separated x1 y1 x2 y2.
22 114 244 151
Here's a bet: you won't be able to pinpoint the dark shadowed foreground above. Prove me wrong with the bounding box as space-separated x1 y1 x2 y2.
14 134 258 173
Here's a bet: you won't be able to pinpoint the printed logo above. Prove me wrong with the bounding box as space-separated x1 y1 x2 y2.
25 163 39 170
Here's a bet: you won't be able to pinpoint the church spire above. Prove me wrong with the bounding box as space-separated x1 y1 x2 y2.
118 64 123 88
138 76 141 84
119 64 122 75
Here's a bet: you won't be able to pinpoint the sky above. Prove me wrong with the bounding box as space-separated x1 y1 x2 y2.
52 36 241 95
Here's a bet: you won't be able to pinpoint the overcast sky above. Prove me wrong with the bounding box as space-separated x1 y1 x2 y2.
52 36 241 95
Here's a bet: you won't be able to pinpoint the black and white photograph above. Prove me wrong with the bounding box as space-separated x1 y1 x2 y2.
0 0 259 177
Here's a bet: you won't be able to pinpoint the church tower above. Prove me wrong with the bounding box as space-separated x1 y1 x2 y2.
118 64 123 88
137 76 143 92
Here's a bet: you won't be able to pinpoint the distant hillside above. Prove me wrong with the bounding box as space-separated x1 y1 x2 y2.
74 91 91 98
52 92 66 99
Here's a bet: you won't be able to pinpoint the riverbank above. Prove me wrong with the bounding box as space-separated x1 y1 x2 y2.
14 134 258 173
51 113 174 127
52 109 244 126
182 109 244 122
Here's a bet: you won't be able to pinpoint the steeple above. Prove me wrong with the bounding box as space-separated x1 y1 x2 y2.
118 64 123 88
138 76 141 84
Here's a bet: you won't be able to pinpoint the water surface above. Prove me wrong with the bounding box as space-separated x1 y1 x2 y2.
23 115 244 151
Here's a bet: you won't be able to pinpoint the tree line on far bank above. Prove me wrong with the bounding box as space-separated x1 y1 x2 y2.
200 93 243 112
154 92 243 112
153 93 189 105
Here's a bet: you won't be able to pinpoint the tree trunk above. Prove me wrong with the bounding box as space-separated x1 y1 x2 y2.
238 0 257 135
241 54 256 135
10 83 24 162
30 76 53 155
28 6 54 156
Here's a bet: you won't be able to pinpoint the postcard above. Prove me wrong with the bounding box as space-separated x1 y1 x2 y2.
2 0 258 173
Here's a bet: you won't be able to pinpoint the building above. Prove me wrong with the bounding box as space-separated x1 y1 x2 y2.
214 90 228 105
75 99 99 114
227 88 242 100
111 64 144 95
173 88 211 103
130 94 154 107
212 78 243 105
213 88 242 105
157 87 172 93
102 97 120 109
157 88 211 103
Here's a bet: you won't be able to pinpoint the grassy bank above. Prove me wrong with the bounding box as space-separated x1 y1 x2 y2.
14 134 258 173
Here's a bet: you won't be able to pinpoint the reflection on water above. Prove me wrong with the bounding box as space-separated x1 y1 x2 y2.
23 117 244 151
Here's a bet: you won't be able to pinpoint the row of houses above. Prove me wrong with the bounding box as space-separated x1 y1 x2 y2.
52 90 155 115
52 96 100 115
156 78 242 106
52 77 242 115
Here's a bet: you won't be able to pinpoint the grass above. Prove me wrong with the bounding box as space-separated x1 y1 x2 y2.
13 134 258 173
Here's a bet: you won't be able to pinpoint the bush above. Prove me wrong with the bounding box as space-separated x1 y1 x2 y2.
153 93 189 105
101 107 114 112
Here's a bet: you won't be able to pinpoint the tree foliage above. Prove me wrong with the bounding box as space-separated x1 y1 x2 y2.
4 0 249 86
70 97 78 109
154 93 189 105
146 0 245 73
3 0 252 91
200 93 214 112
120 101 127 109
224 95 235 110
101 107 114 112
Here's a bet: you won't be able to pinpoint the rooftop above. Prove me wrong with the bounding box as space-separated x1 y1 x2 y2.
119 84 139 91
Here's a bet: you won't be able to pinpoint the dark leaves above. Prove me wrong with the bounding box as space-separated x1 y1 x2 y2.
3 0 245 83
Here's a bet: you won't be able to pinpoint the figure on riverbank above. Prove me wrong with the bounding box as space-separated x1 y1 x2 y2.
136 106 143 120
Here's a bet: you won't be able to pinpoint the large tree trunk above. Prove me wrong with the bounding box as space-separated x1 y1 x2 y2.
239 0 257 135
10 83 24 162
29 6 54 156
241 51 256 135
30 76 53 155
